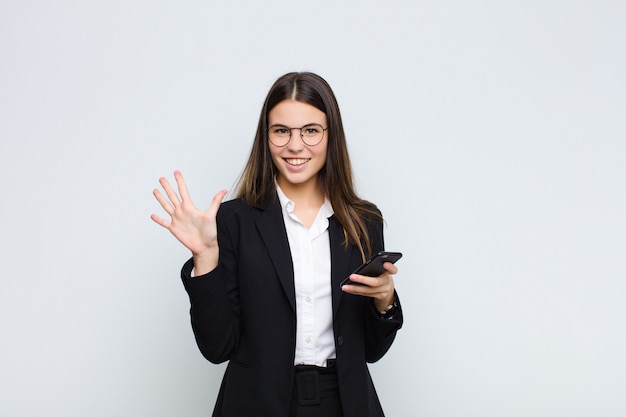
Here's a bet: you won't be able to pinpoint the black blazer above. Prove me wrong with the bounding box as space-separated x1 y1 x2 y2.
181 196 403 417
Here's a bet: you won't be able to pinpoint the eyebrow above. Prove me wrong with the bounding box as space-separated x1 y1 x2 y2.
269 122 320 127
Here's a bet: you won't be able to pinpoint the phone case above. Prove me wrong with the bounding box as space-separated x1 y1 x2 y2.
340 251 403 287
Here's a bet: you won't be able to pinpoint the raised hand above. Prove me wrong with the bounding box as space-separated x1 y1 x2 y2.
151 170 227 274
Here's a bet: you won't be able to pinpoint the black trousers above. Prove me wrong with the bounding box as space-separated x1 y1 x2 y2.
289 360 344 417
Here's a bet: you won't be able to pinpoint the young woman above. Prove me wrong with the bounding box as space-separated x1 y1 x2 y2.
152 72 403 417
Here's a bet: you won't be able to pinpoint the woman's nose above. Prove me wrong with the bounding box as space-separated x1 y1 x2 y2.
286 129 305 150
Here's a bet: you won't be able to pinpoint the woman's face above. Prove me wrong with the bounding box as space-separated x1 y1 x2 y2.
268 99 328 193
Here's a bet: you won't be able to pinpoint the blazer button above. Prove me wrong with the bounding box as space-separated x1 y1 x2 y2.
337 336 344 346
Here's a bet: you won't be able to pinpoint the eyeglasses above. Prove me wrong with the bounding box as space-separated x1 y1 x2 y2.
268 123 328 147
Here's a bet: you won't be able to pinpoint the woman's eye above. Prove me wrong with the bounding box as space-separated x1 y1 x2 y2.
273 127 289 135
304 126 320 134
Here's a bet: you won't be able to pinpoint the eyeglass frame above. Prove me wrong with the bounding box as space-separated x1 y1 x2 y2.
267 123 329 147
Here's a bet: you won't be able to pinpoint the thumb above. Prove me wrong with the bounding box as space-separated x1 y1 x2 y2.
205 189 228 218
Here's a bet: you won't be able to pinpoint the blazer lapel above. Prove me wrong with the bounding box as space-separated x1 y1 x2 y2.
255 197 296 312
329 215 352 317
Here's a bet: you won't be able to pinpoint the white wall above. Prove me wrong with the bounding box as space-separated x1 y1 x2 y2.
1 1 625 416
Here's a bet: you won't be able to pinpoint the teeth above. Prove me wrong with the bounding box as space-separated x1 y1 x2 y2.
285 158 309 166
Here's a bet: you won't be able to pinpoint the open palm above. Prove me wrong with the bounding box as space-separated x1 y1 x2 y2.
151 171 227 257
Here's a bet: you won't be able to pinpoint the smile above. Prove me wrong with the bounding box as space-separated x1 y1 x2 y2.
284 158 310 166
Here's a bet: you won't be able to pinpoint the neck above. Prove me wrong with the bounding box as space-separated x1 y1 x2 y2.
277 177 325 209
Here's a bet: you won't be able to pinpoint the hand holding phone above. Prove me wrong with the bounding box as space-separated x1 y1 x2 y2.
340 251 403 287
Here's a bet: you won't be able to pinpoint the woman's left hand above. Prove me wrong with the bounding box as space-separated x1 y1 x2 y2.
341 262 397 313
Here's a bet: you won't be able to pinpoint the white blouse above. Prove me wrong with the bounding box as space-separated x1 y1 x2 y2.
276 185 336 367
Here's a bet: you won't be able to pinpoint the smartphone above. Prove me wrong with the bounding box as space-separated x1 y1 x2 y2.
340 251 403 287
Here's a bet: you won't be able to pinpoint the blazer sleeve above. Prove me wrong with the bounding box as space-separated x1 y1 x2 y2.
362 209 404 363
180 202 242 364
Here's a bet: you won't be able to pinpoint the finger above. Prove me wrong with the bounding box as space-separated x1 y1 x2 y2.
173 170 193 204
341 284 362 295
206 189 228 218
153 188 174 214
150 213 171 229
349 274 386 287
383 262 398 275
159 176 182 207
342 283 384 298
341 283 372 295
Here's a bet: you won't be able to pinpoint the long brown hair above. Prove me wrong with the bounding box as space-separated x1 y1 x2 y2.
235 72 381 260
